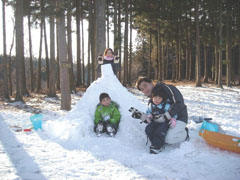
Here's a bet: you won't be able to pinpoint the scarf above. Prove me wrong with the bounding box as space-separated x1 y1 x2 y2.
104 55 114 61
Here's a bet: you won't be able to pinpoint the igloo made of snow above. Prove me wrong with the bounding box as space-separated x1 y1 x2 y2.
45 64 147 144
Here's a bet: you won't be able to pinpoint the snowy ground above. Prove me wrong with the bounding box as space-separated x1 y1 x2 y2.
1 65 240 180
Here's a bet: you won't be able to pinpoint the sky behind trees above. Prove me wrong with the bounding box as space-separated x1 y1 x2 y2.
0 3 137 63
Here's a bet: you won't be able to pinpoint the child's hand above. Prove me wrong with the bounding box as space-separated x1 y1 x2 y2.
169 118 176 128
98 56 103 64
146 114 152 123
114 56 119 63
146 119 152 123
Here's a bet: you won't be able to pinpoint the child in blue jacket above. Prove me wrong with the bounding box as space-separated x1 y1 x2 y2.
145 86 177 154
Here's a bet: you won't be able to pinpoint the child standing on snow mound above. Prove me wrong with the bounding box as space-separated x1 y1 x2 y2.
97 48 120 76
145 86 177 154
94 93 121 137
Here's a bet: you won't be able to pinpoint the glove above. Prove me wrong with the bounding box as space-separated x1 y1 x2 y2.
153 114 166 123
114 56 119 63
140 113 148 123
97 56 103 64
129 107 143 119
129 107 148 123
169 118 176 128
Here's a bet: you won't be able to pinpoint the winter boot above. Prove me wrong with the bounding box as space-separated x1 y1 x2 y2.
106 125 116 137
149 146 163 154
96 123 104 137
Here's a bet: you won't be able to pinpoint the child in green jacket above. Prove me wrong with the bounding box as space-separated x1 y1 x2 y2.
94 93 121 136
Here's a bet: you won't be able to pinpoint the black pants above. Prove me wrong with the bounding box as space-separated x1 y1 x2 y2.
145 122 169 148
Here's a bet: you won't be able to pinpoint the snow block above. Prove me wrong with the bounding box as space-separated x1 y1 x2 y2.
101 64 114 77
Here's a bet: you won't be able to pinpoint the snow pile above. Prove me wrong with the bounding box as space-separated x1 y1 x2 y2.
45 64 147 145
1 77 240 179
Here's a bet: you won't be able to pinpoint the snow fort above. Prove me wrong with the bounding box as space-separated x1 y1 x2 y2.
45 64 147 146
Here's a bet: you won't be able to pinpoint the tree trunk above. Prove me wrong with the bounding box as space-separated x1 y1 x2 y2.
48 0 56 97
56 24 60 90
117 0 122 81
171 43 176 83
43 12 50 89
21 55 28 96
37 0 45 92
188 13 193 81
161 39 165 80
76 0 82 86
67 1 76 92
37 19 43 92
87 0 92 86
211 46 215 81
195 0 202 87
148 31 152 79
128 0 133 84
189 43 192 80
15 0 24 101
178 22 182 81
91 0 96 81
226 3 232 87
186 24 190 80
113 0 118 53
81 0 85 87
166 40 169 79
158 35 162 80
185 36 189 80
2 0 9 100
28 14 34 92
218 2 223 88
156 27 159 80
8 26 15 96
123 0 129 86
57 0 71 110
203 43 208 83
175 38 179 81
106 0 110 48
214 45 219 84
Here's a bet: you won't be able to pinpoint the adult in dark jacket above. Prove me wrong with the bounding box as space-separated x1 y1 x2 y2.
135 77 188 144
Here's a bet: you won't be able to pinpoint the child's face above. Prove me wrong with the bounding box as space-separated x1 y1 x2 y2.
106 50 113 57
152 96 163 105
101 97 111 107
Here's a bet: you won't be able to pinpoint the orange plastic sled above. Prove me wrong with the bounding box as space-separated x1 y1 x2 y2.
199 129 240 154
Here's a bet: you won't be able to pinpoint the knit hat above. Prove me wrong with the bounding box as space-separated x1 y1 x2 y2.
99 93 110 102
151 86 168 101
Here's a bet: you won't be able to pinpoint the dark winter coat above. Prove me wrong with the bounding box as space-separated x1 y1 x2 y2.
152 82 188 123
